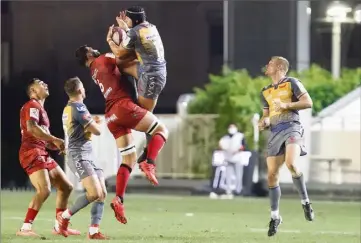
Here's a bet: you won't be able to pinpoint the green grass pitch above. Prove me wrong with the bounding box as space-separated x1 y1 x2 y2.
1 191 360 243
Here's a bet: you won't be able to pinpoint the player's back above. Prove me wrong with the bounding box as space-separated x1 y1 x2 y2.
90 53 134 112
19 99 49 151
131 22 166 72
62 101 93 154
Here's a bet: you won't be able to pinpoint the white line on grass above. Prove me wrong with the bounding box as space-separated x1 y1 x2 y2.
249 228 360 236
5 216 53 222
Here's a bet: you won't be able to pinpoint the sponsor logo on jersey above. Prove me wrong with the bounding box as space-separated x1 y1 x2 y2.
76 105 87 112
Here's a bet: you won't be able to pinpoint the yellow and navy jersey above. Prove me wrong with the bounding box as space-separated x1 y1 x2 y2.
122 21 166 72
260 77 308 127
62 101 93 151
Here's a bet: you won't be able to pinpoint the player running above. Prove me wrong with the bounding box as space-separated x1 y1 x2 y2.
259 56 315 237
75 45 168 224
107 5 167 168
56 77 109 239
17 78 80 238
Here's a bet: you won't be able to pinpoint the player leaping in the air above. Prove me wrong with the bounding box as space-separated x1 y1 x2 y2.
106 6 167 176
75 45 168 224
17 78 80 238
259 56 315 237
56 77 109 239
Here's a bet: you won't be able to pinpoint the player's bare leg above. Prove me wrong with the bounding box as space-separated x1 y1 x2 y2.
111 133 137 224
136 96 159 164
17 169 51 237
285 144 314 221
48 167 80 237
267 155 284 237
134 111 169 185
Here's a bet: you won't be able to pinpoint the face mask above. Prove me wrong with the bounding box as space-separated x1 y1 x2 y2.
228 127 237 135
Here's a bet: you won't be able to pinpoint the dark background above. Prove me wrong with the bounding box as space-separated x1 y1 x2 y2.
1 0 360 187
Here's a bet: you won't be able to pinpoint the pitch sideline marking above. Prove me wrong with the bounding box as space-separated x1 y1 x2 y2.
249 228 360 236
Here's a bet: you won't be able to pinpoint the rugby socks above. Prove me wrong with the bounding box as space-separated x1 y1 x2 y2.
89 224 99 235
292 173 310 204
269 186 281 219
56 208 65 216
22 208 39 230
116 164 132 202
61 194 90 219
90 202 104 233
146 133 166 163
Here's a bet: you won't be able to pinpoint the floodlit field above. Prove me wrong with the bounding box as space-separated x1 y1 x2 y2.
1 191 360 243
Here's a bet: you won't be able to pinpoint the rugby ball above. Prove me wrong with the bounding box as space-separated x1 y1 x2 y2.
111 27 127 46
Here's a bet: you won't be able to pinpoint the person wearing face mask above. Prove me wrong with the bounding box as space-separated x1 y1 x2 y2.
218 124 248 198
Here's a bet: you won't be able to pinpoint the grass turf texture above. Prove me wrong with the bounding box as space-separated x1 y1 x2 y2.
1 191 360 243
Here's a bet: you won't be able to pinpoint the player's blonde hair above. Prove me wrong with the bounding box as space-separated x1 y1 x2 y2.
271 56 289 73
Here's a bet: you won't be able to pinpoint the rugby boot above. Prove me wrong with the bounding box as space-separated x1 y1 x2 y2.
267 216 282 237
110 196 127 224
56 212 70 237
16 229 40 237
139 160 159 185
87 232 110 240
302 202 314 221
52 227 81 236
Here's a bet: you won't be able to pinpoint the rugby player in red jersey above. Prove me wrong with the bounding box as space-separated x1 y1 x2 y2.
17 78 80 237
75 46 168 224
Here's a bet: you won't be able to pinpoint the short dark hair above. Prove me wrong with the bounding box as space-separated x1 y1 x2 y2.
75 45 88 66
64 77 82 97
27 78 40 97
126 6 146 26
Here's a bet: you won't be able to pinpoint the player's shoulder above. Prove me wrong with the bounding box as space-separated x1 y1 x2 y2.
94 53 115 66
71 102 88 113
22 99 40 110
261 84 273 92
286 76 302 84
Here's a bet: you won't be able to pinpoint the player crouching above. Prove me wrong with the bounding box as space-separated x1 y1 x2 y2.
56 77 109 239
17 78 80 237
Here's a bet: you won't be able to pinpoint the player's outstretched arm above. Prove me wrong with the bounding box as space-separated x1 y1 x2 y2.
106 25 130 59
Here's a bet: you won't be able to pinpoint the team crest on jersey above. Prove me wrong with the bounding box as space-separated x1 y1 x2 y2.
29 108 39 120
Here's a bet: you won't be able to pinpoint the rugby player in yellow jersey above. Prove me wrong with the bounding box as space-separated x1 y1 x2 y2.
259 56 315 237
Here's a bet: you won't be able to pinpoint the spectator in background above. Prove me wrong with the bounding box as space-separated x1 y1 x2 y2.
218 124 247 197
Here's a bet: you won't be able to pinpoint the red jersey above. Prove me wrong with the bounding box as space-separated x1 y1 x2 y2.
90 53 133 113
19 99 50 152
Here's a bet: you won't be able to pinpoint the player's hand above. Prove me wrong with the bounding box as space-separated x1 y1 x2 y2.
52 138 65 154
93 115 103 124
273 99 289 111
258 117 270 131
46 142 58 151
116 16 129 31
119 11 127 21
106 25 115 42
